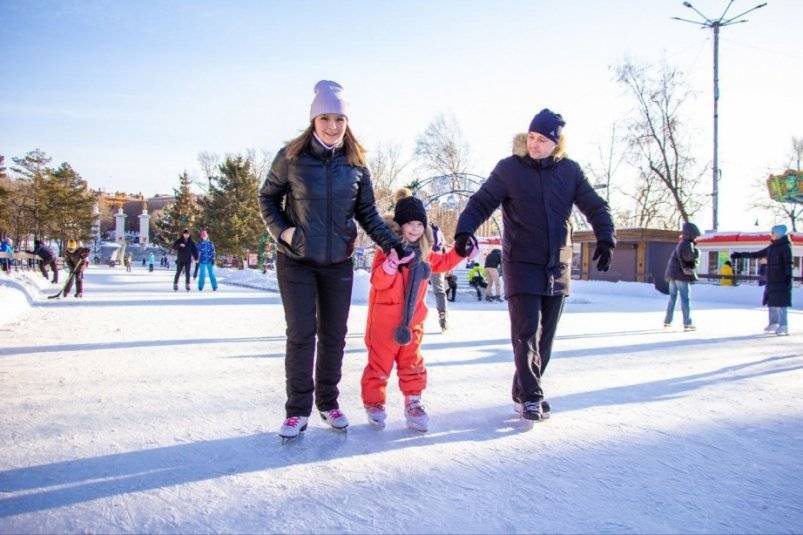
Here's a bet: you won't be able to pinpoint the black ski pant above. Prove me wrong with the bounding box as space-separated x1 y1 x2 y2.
174 260 191 286
508 293 565 403
277 253 353 418
39 259 58 283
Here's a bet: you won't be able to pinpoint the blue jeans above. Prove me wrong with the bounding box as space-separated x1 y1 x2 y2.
198 263 217 290
664 279 692 326
769 306 788 327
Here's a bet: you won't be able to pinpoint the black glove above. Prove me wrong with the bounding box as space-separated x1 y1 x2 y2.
392 242 413 260
592 241 613 272
454 233 477 258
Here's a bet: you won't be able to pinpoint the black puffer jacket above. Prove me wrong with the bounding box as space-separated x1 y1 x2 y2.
173 237 198 264
734 235 793 307
259 138 398 266
456 150 615 297
664 223 701 282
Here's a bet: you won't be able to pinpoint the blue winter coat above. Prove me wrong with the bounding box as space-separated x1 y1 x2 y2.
197 239 216 264
456 152 615 297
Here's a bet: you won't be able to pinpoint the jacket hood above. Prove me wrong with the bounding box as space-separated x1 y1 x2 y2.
682 222 701 241
512 133 528 157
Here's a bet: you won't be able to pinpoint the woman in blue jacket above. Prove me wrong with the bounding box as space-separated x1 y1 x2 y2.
455 109 615 421
196 229 218 291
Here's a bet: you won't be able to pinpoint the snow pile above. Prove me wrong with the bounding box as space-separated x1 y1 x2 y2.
0 271 53 326
573 279 803 309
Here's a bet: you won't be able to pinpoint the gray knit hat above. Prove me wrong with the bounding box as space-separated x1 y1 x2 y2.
309 80 349 121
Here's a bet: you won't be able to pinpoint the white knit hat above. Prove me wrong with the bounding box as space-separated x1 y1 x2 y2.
309 80 349 121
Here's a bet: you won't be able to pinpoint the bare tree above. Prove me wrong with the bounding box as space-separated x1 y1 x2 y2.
614 59 705 226
414 113 471 178
750 137 803 231
368 141 410 213
197 151 220 190
245 147 273 184
614 170 675 229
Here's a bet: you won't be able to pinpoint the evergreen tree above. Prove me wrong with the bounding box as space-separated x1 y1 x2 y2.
50 163 96 249
155 171 201 246
11 149 53 240
200 155 262 258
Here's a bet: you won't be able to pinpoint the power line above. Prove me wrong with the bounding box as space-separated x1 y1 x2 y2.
672 0 768 232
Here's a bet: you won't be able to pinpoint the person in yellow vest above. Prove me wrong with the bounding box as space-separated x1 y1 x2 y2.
720 260 734 286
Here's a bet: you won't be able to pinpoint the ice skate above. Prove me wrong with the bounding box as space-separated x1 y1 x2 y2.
279 416 308 440
683 324 696 332
438 312 448 332
521 401 544 421
173 283 178 291
365 404 387 429
514 399 550 419
764 323 779 333
775 325 789 336
663 322 671 328
404 395 429 432
185 284 191 292
320 408 349 431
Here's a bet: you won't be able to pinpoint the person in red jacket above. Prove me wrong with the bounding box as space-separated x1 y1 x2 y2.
361 189 477 432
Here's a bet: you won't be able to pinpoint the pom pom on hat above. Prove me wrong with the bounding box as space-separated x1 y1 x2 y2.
393 188 428 227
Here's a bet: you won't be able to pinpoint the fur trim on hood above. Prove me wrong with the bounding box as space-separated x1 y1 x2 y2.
512 133 528 157
382 215 433 261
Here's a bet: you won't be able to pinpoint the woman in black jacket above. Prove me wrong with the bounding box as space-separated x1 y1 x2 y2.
731 224 793 335
259 80 407 439
454 109 616 421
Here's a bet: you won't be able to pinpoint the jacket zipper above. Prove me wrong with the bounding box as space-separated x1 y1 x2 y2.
326 155 333 264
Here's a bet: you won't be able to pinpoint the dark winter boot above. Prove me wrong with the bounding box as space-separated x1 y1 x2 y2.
541 399 551 419
439 311 448 332
522 401 544 421
185 284 191 292
173 283 178 291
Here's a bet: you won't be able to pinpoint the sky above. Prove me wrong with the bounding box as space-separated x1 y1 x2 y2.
2 0 802 231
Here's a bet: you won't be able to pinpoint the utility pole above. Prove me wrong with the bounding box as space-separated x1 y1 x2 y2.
673 0 767 231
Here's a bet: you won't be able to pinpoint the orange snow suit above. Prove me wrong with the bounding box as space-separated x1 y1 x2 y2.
361 246 463 406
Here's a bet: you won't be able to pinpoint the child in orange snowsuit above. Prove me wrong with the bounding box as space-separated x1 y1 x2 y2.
361 189 475 431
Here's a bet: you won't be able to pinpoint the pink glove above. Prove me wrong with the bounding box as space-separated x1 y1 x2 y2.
382 249 415 275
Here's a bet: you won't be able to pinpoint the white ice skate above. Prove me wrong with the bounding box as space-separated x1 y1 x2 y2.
279 416 308 440
365 405 387 429
764 323 780 333
320 408 349 431
514 400 551 419
775 325 789 336
404 396 429 432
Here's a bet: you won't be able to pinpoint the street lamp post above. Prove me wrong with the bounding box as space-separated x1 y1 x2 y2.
673 0 767 231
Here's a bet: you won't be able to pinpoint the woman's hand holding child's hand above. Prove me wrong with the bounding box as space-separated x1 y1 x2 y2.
382 249 415 275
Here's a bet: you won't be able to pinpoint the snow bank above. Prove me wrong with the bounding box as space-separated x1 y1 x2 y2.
216 267 372 303
572 279 803 309
0 271 52 326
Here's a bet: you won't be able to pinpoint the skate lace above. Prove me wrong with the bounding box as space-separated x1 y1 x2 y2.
328 409 344 419
284 416 301 428
523 401 541 412
406 401 426 417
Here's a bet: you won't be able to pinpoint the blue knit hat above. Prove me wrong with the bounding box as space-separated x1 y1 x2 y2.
528 108 566 144
771 224 788 237
309 80 349 121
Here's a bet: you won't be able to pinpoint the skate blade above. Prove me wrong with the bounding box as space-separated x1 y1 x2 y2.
367 419 386 430
279 424 307 442
405 421 428 433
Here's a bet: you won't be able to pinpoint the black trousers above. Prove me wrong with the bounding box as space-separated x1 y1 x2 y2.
174 260 191 285
39 259 58 282
508 293 565 403
277 253 353 417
